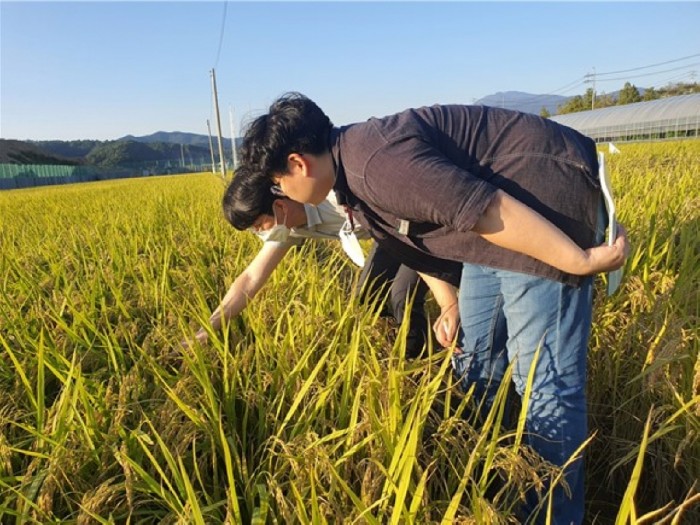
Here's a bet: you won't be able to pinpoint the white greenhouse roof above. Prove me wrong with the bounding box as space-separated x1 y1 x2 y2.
550 94 700 132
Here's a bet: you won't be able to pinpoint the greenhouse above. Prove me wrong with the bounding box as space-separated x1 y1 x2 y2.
550 93 700 143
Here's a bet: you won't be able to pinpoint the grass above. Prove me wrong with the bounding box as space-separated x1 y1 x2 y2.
0 140 698 523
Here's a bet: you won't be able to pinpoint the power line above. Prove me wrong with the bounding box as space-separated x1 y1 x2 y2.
548 77 590 95
593 53 700 77
563 54 700 96
213 1 228 69
481 53 700 110
547 80 589 97
490 78 588 108
652 71 697 86
594 62 700 83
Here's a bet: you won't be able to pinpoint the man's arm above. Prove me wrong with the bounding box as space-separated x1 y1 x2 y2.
475 190 629 276
366 140 629 276
189 242 292 345
417 272 460 349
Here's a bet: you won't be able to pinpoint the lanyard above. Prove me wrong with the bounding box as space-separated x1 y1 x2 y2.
343 205 355 230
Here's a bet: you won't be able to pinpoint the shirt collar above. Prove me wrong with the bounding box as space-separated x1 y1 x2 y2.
329 126 357 208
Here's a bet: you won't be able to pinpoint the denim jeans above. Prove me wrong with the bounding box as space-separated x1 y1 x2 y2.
454 265 594 524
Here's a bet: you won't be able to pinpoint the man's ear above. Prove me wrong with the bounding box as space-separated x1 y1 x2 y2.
272 198 287 215
287 153 309 177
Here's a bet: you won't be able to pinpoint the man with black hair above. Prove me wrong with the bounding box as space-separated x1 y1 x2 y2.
189 166 462 358
234 92 630 524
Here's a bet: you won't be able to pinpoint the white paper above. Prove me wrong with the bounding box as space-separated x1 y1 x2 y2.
599 152 623 295
339 220 365 267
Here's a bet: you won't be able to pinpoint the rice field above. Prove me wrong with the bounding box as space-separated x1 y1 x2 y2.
0 140 698 523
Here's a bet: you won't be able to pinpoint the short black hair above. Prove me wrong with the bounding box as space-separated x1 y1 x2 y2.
240 92 333 178
222 165 277 230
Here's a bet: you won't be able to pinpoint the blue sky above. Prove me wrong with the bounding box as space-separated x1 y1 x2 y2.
2 1 699 141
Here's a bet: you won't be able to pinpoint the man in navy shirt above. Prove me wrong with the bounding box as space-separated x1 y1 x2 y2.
233 92 629 524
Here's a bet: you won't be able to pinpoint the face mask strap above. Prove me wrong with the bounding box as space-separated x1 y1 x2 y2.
272 202 288 229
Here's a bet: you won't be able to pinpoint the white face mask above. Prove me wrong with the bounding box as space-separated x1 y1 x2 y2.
258 206 290 243
339 220 365 267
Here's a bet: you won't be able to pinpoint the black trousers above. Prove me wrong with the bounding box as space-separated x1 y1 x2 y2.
357 241 430 358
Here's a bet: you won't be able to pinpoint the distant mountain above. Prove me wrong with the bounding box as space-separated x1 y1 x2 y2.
3 137 213 169
475 91 570 115
0 139 80 165
33 140 101 159
85 140 212 168
118 131 237 151
476 87 654 116
86 141 167 167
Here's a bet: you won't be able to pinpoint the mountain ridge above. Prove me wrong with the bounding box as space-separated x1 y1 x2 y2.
118 131 232 149
474 90 570 115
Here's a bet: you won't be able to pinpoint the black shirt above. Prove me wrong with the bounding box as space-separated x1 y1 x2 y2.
331 104 601 286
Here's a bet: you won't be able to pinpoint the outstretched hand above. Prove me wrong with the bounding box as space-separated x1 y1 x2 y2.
433 302 461 351
583 222 630 274
180 328 209 350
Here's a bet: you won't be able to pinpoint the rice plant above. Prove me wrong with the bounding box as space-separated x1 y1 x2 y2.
587 141 699 523
0 140 698 524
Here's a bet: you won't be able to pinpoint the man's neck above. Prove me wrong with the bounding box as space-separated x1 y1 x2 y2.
288 202 308 228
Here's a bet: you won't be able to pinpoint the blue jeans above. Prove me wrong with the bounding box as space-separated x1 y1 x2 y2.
454 265 594 524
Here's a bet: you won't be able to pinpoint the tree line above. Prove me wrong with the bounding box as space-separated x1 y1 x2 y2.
540 81 700 117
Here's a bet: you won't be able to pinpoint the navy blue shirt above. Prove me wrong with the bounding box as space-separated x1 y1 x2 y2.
331 105 601 286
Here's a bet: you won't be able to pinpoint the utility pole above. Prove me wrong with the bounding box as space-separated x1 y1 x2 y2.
206 119 216 174
584 68 597 110
210 68 227 178
180 143 185 169
228 105 238 172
